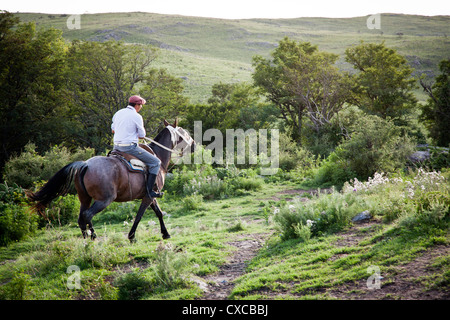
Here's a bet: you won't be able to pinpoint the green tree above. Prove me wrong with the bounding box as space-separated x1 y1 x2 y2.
65 40 159 151
183 82 277 135
0 11 69 173
139 68 189 136
345 41 417 119
252 37 350 143
420 59 450 147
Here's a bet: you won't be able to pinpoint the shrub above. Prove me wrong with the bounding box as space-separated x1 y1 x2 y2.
40 194 80 226
310 152 356 188
274 190 366 240
94 201 139 224
0 183 38 246
339 116 415 179
152 242 190 290
167 165 264 199
278 132 319 173
0 272 32 300
184 174 229 199
3 143 94 189
181 193 204 212
0 203 38 246
316 116 416 187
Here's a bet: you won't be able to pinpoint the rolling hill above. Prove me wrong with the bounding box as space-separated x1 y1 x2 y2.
15 12 450 103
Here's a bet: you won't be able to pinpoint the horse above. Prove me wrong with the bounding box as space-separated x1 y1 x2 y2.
28 119 196 242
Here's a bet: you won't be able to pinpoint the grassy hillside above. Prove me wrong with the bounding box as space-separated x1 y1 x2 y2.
15 12 450 103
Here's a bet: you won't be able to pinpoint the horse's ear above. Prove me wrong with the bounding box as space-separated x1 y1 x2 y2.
164 119 170 127
174 118 178 127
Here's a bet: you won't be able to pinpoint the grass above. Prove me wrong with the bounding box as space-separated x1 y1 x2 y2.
14 12 450 103
0 182 275 300
0 170 448 300
230 221 449 299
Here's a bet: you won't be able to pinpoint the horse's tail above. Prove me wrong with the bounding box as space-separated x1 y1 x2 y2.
28 161 88 209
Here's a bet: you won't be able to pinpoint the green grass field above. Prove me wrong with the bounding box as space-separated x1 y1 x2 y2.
15 12 450 103
0 171 448 300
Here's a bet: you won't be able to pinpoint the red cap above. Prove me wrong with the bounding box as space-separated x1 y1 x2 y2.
129 95 146 105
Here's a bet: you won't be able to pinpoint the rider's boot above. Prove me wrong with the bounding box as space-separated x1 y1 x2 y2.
146 173 163 198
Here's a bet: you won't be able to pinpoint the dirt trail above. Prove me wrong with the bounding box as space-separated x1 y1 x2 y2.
200 233 269 300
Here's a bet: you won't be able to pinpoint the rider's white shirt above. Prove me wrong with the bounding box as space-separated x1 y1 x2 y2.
111 106 146 144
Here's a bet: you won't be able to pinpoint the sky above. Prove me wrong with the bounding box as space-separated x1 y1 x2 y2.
2 0 449 19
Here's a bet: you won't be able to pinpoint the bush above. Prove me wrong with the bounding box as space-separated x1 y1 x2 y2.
152 242 190 290
0 183 38 246
310 152 356 188
275 169 449 242
0 203 38 246
166 165 264 199
3 143 94 189
336 115 415 181
181 193 204 211
40 194 80 226
278 132 319 173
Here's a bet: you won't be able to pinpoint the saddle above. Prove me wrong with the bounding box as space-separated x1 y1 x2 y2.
107 144 165 192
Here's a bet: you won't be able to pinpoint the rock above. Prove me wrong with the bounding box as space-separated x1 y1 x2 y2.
409 150 431 163
191 277 209 292
352 210 372 223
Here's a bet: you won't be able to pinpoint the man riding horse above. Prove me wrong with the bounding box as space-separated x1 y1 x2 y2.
111 95 163 199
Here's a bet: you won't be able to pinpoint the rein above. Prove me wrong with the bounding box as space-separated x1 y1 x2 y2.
143 136 180 155
143 126 194 158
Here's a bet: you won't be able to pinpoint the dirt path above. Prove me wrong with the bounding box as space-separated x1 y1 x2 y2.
200 233 269 300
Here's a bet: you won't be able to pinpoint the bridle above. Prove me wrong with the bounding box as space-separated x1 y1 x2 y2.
143 125 194 159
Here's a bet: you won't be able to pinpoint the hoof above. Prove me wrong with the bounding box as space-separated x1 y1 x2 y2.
162 233 171 240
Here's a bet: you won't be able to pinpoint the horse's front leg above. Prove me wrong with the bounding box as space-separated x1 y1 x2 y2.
128 197 152 243
150 199 170 239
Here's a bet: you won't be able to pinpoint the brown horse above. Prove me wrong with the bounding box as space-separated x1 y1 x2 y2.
28 119 195 242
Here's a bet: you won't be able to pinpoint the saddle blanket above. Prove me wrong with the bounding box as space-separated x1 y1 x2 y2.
108 150 147 172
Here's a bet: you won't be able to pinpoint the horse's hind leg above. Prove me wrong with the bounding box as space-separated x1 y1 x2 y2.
78 194 92 239
151 199 170 239
83 199 113 240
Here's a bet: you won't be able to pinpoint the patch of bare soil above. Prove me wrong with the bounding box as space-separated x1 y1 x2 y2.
199 233 269 300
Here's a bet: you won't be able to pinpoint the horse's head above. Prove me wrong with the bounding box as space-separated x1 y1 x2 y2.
164 119 196 155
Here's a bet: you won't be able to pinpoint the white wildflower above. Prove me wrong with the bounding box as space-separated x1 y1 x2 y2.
306 220 315 228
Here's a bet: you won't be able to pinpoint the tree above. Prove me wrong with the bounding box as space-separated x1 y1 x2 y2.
183 82 277 136
345 41 417 119
0 11 69 172
419 59 450 147
139 68 189 136
65 40 159 151
252 37 350 143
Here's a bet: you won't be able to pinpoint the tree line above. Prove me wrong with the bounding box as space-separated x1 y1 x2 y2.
0 11 449 181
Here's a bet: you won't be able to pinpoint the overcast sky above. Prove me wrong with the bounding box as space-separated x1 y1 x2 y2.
2 0 449 19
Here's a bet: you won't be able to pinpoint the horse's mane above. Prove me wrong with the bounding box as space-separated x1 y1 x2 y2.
152 127 170 143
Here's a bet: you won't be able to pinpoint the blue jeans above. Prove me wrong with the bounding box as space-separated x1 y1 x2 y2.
114 143 161 175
